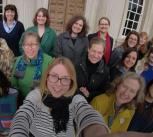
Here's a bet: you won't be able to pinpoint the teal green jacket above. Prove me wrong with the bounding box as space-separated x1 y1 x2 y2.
11 53 53 98
19 26 57 56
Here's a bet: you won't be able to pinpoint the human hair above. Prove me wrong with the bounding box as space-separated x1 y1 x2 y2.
4 4 18 21
33 8 50 26
98 16 110 26
147 47 153 59
0 38 14 78
22 32 40 46
121 48 139 71
121 30 140 50
139 32 148 42
89 37 105 50
40 57 77 97
109 72 145 108
66 15 88 37
0 70 11 96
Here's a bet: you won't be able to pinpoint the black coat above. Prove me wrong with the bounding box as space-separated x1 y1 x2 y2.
76 59 110 102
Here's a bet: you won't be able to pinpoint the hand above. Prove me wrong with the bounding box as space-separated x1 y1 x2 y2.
79 87 89 97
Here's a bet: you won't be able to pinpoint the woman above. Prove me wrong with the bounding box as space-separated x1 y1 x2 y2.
11 32 53 102
141 47 153 85
9 57 109 137
0 4 25 57
53 15 89 66
88 17 113 65
0 70 18 136
128 79 153 132
76 37 110 102
110 30 139 68
20 8 57 56
110 48 138 81
91 72 145 133
137 32 148 60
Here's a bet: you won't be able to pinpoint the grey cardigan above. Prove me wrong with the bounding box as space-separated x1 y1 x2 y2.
53 31 89 66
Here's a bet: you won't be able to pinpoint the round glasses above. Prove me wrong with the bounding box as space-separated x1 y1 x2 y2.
47 74 72 86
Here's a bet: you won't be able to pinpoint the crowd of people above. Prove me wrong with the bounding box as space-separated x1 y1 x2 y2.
0 4 153 137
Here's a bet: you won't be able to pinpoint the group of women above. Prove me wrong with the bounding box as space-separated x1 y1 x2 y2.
0 4 153 137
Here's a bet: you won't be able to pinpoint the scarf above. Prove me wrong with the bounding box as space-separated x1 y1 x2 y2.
43 94 72 134
98 31 111 64
14 49 43 82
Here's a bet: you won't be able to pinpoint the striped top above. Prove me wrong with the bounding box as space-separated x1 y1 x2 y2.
9 88 108 137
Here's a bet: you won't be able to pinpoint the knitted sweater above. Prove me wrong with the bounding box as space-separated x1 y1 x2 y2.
9 89 108 137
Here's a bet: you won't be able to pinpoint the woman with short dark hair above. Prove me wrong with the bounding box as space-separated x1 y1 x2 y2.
0 4 25 56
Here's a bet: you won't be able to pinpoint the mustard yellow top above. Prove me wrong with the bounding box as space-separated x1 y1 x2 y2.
91 93 135 132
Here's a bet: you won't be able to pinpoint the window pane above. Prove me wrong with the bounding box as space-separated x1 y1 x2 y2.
133 0 138 4
129 12 135 20
132 4 137 12
137 6 142 14
127 20 133 28
125 29 131 36
128 2 132 10
133 22 138 29
127 11 130 19
139 0 143 5
135 14 140 21
122 28 126 35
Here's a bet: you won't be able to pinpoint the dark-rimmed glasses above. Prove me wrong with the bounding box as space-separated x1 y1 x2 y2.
47 74 72 86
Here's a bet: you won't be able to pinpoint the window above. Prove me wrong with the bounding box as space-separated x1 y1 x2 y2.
0 0 3 21
122 0 144 36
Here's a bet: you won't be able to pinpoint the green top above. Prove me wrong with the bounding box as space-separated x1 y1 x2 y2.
19 26 57 56
11 53 53 98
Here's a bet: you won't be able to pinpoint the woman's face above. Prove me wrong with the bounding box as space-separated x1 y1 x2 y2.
123 51 137 70
47 64 72 98
36 11 47 25
71 19 83 34
98 19 110 33
88 43 104 64
128 34 138 48
148 53 153 65
139 35 147 45
5 10 15 21
116 78 140 106
23 36 39 59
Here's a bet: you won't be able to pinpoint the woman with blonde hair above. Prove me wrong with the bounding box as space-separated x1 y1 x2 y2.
91 72 145 133
9 57 109 137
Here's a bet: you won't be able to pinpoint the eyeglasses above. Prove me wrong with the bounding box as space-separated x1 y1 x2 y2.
47 74 72 86
99 23 109 26
23 43 38 49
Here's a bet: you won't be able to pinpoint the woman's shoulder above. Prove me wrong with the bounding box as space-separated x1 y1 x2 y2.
25 88 42 104
26 26 37 32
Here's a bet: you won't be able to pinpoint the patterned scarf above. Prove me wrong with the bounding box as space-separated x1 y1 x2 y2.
14 49 43 82
98 31 111 64
43 94 72 134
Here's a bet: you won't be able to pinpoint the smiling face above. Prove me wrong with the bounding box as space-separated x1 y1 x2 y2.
88 43 104 64
5 10 15 22
128 34 138 48
71 19 83 35
98 18 110 34
23 36 39 59
116 78 140 106
123 51 137 70
36 11 47 25
47 64 71 98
